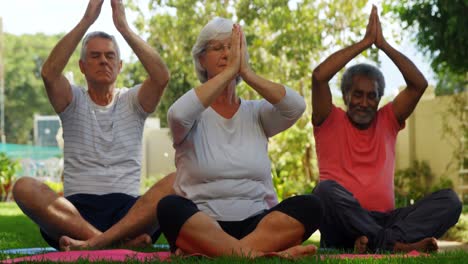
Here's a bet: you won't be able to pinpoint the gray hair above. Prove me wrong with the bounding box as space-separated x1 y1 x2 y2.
192 17 242 84
80 31 121 61
341 63 385 98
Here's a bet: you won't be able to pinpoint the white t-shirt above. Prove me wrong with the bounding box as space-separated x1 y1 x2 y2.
168 86 306 221
59 85 148 197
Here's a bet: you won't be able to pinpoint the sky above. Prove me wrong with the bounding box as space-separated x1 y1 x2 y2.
0 0 436 98
0 0 142 60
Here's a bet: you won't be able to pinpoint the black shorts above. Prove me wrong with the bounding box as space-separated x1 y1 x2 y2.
157 194 322 252
40 193 161 249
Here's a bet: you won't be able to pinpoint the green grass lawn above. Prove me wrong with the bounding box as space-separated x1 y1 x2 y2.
0 202 169 250
1 202 467 263
0 202 48 249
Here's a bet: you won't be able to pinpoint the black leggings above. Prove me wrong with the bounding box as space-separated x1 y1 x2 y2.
157 194 323 252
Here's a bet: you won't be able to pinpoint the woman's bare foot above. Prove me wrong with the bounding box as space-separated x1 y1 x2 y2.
59 236 89 251
394 237 438 253
354 236 368 253
275 244 317 259
122 234 152 248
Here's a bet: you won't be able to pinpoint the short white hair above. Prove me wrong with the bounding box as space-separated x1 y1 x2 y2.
192 17 243 84
80 31 120 61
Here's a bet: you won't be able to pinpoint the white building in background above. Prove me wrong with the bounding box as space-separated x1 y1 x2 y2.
141 118 175 179
34 114 61 147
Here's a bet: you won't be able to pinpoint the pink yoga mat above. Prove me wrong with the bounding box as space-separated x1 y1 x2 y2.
1 249 425 263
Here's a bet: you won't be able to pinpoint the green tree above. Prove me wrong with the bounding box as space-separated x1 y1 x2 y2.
385 0 468 94
386 0 468 74
386 0 467 192
125 0 233 127
3 33 82 143
126 0 372 198
433 64 467 96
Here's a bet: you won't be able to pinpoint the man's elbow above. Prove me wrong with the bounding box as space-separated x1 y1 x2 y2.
161 70 170 90
312 67 326 84
413 77 428 93
420 78 429 91
40 63 58 83
155 70 170 92
40 65 51 82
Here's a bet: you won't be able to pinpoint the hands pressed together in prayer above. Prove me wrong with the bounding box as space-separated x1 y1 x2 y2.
82 0 129 33
363 5 388 50
223 24 253 81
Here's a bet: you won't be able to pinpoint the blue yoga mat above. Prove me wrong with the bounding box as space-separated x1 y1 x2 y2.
0 247 56 255
0 244 169 255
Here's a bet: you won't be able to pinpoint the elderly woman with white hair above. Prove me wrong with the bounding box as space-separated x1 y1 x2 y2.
157 17 323 258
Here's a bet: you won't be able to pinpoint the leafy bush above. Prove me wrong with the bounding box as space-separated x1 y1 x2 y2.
269 117 318 200
442 212 468 243
0 153 21 201
394 160 453 207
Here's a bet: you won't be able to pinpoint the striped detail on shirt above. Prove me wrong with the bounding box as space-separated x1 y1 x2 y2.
59 85 148 197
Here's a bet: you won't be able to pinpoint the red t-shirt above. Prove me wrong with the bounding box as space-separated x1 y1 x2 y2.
313 103 404 212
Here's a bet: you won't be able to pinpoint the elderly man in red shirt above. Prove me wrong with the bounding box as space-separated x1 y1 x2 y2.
311 6 461 253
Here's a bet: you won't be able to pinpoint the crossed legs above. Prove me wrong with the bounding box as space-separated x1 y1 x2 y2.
313 180 462 253
157 194 322 258
13 173 176 250
12 177 102 248
58 172 176 250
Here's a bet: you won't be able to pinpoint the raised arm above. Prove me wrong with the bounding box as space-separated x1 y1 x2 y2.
111 0 170 113
258 87 306 138
168 25 241 144
237 27 305 135
374 10 428 124
41 0 104 113
167 89 206 145
193 24 241 107
311 6 377 126
238 27 286 104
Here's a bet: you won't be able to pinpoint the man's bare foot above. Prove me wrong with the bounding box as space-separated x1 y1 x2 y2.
394 237 438 253
59 236 89 251
174 248 185 256
59 234 152 251
354 236 368 254
275 244 317 259
122 234 152 248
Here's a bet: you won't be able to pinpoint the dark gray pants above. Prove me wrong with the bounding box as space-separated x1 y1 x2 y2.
313 180 462 252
